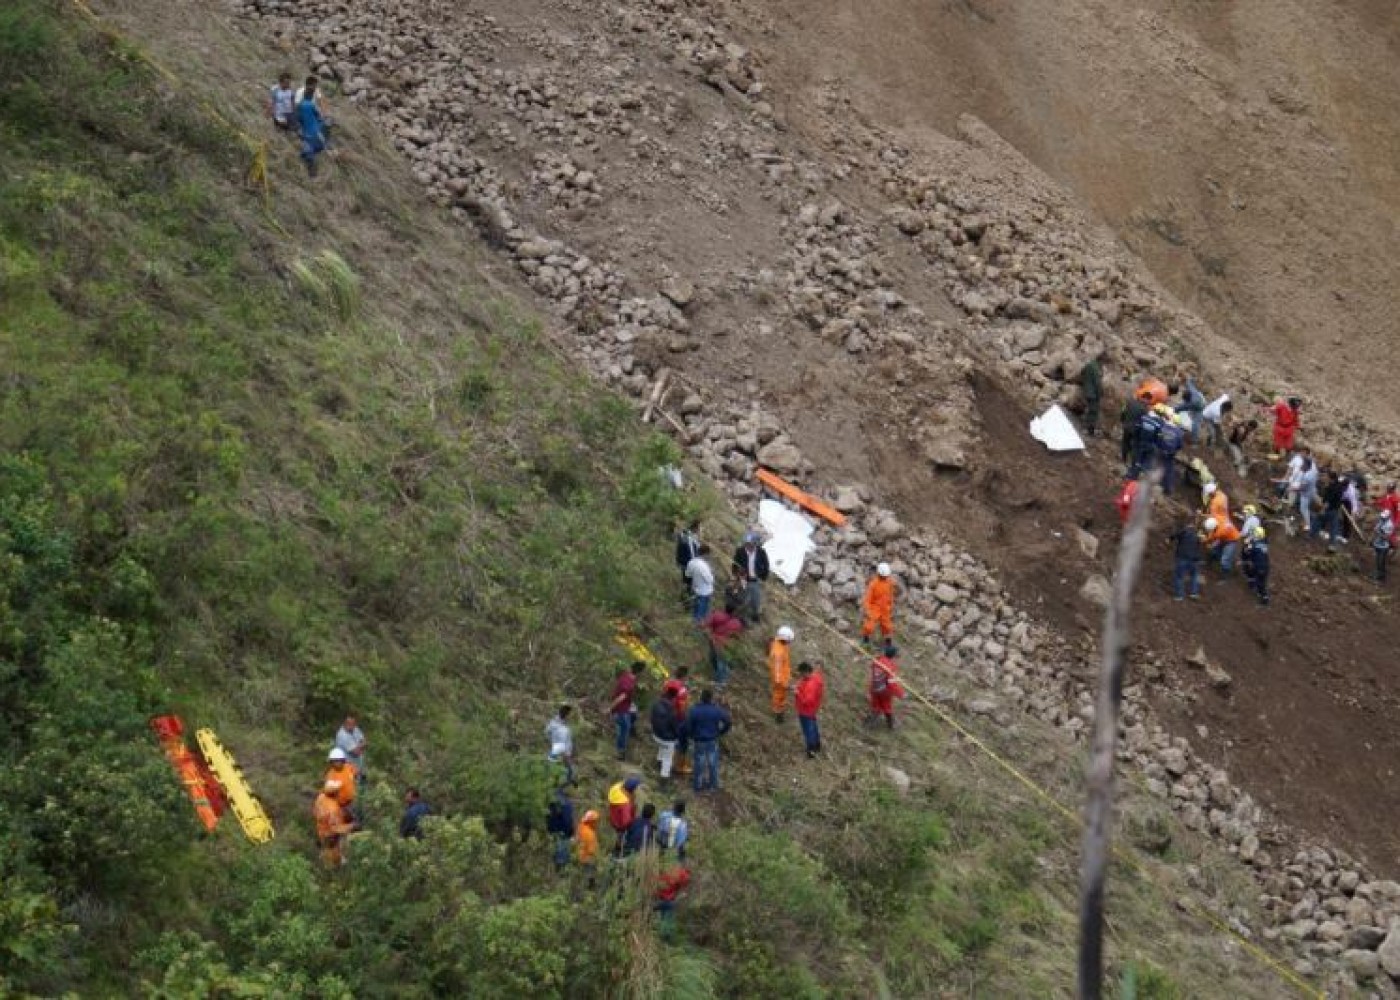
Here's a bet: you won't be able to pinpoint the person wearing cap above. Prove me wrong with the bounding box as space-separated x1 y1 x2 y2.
868 641 904 729
731 532 770 625
1202 482 1230 525
1373 512 1395 583
575 809 600 888
607 776 642 852
314 779 354 867
1269 396 1302 457
1240 504 1261 541
1170 519 1204 601
1243 526 1270 605
685 689 732 792
1204 516 1242 575
768 626 794 723
545 704 576 785
794 661 825 758
860 563 897 646
334 715 366 781
324 747 358 821
399 787 432 839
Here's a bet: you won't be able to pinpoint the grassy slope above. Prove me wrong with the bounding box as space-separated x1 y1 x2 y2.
0 2 1300 997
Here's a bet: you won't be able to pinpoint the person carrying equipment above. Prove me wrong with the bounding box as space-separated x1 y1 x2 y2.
860 563 896 645
868 641 905 729
324 747 358 823
314 779 354 867
768 626 794 723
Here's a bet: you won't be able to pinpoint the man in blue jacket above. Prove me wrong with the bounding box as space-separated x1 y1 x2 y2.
685 690 732 793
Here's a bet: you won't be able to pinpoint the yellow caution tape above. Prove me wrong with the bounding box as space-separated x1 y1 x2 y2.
195 728 275 844
613 621 670 680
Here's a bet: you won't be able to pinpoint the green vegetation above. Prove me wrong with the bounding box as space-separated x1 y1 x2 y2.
0 3 1299 997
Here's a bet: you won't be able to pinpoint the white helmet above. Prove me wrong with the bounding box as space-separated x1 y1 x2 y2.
776 626 795 642
1203 482 1217 496
1203 518 1218 532
877 562 892 578
328 747 348 762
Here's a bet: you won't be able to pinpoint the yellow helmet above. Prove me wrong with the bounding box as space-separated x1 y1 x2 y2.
1252 526 1266 540
1243 504 1257 516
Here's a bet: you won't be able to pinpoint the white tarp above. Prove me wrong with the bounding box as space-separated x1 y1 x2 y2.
758 498 816 585
1029 404 1086 452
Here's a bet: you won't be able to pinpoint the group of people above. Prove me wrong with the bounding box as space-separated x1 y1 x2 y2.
1104 363 1400 604
267 71 331 176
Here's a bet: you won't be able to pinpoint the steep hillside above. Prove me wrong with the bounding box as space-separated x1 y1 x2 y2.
0 2 1316 997
761 0 1400 426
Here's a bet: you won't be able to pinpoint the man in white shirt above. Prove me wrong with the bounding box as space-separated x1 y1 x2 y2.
1201 394 1232 450
334 715 367 779
545 705 575 784
685 544 715 622
268 72 296 129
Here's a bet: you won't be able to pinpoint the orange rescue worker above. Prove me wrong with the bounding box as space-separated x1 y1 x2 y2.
860 563 896 645
324 746 357 820
1203 482 1229 525
768 626 794 723
576 809 600 888
314 779 354 867
1135 377 1170 406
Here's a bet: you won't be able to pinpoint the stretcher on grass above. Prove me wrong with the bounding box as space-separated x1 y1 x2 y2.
754 468 846 527
613 621 670 680
195 728 275 844
150 715 226 832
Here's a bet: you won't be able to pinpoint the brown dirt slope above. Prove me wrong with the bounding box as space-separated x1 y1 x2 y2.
760 0 1400 425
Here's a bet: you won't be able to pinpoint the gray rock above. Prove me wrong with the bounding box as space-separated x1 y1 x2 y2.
883 765 911 796
660 277 696 308
934 583 960 605
756 440 803 475
1206 664 1233 689
1343 949 1379 981
678 393 704 416
1074 528 1099 559
1079 574 1112 608
1376 919 1400 978
831 487 865 514
1349 926 1386 951
1014 324 1048 354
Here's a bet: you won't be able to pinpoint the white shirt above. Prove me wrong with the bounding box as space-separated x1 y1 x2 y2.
685 556 715 596
1202 394 1230 423
270 85 295 123
545 716 573 759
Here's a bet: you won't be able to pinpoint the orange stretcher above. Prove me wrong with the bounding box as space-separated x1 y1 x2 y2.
755 468 847 527
150 715 226 832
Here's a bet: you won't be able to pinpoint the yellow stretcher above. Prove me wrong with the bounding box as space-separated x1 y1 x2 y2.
613 622 670 680
195 728 275 844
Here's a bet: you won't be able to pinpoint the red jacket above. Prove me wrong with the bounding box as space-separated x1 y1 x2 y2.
662 678 690 719
703 610 744 646
1114 480 1139 525
794 672 825 717
657 867 691 902
607 782 635 834
1272 400 1299 434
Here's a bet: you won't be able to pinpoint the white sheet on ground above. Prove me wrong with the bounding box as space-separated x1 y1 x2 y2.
1029 404 1086 452
758 499 816 585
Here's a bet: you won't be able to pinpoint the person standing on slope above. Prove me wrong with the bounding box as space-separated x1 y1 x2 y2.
686 690 733 793
684 544 716 623
296 78 328 177
731 533 770 624
314 779 355 867
794 661 825 759
1079 353 1103 437
768 626 794 723
1269 396 1302 457
868 641 904 729
860 562 897 646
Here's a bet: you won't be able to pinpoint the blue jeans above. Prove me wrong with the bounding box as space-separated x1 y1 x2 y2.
692 740 720 791
799 715 820 753
708 644 730 687
1211 541 1239 574
691 593 711 623
1312 508 1341 544
743 581 763 623
1173 558 1200 599
612 712 634 755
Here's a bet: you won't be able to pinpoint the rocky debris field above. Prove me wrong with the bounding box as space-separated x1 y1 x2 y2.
234 0 1400 990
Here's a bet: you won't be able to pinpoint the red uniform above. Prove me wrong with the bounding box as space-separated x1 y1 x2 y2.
662 677 690 719
1271 400 1300 452
869 655 902 717
794 671 825 718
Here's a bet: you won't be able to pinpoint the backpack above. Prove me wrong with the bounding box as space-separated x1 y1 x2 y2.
657 810 678 849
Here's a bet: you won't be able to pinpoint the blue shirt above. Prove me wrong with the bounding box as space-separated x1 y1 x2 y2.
297 97 324 140
400 801 432 839
686 703 732 742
